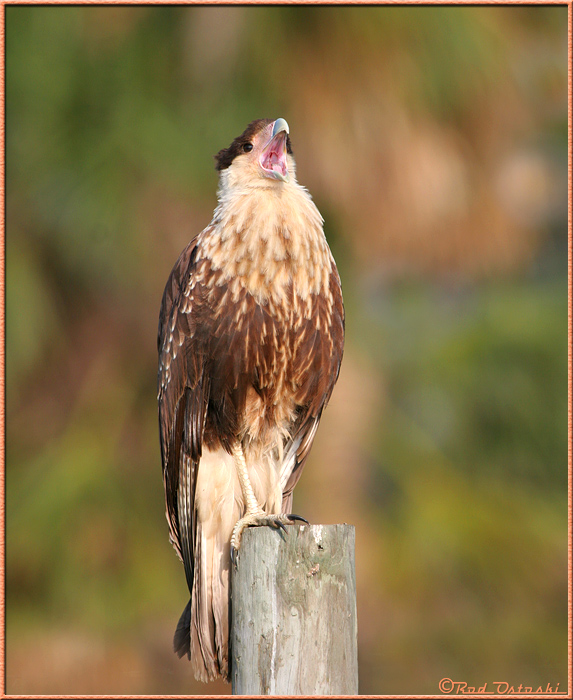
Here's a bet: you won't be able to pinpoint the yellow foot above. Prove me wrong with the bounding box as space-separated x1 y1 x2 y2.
230 512 308 563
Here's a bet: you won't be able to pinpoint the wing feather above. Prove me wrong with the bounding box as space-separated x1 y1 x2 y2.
281 270 345 511
158 238 206 581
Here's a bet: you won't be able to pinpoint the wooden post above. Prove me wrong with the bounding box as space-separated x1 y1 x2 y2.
230 524 358 695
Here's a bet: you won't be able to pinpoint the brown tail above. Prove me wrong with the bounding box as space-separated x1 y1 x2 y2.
175 520 232 682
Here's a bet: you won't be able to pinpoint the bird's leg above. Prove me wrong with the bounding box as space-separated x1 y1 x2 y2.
232 442 264 520
230 443 307 557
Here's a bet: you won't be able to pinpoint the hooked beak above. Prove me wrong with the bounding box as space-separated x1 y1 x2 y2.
260 118 289 182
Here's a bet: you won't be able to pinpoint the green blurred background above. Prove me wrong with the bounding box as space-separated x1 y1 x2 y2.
5 5 568 695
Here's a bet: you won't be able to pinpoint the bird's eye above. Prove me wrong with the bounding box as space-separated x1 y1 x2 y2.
242 142 253 153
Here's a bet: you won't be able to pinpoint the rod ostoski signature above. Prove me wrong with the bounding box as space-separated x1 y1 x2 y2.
439 678 565 695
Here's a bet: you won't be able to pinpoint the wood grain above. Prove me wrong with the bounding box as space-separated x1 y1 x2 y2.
231 524 358 695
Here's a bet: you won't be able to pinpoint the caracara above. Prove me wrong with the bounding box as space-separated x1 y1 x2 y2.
157 118 345 682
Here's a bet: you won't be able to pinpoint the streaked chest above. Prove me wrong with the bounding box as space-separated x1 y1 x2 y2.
198 185 334 309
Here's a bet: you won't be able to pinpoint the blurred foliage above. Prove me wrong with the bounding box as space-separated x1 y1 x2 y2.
5 5 568 695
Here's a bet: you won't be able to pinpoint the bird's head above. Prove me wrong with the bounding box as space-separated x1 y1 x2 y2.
215 118 295 191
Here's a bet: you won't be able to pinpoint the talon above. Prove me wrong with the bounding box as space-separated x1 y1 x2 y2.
287 514 309 525
230 510 308 557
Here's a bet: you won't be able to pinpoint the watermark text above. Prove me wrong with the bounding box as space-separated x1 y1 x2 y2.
439 678 563 694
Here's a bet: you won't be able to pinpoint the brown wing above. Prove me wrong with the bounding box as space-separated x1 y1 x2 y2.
158 236 209 598
281 267 345 511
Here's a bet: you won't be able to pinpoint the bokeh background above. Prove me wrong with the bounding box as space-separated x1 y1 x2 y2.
5 4 569 695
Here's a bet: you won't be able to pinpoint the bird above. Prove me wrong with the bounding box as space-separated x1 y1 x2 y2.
157 117 345 682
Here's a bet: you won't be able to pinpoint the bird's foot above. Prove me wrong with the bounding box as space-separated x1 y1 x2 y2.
230 512 308 564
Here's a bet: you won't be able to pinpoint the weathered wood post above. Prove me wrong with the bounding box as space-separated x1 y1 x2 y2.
231 524 358 695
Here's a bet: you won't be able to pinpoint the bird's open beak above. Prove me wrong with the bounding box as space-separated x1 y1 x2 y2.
260 118 289 182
